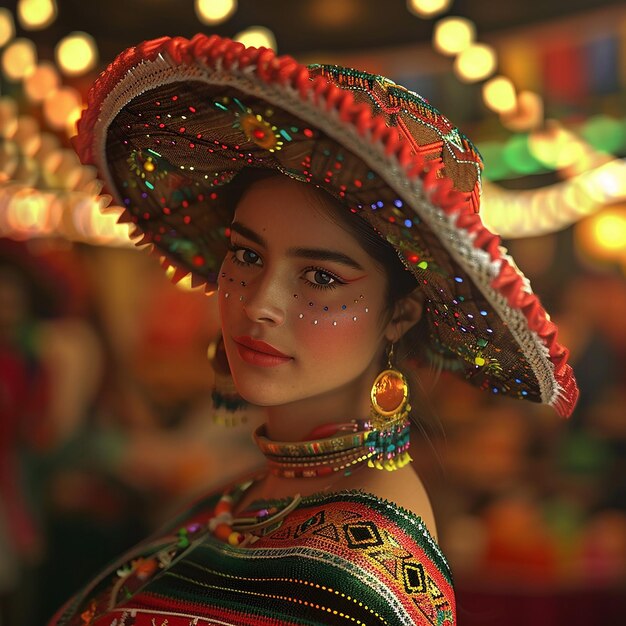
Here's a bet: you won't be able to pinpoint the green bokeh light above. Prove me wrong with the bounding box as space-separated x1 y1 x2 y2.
476 141 511 181
502 134 543 175
581 115 626 154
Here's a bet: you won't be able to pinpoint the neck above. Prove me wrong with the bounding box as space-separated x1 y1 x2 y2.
263 359 379 442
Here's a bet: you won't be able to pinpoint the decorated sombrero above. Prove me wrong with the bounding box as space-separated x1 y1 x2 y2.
74 34 578 417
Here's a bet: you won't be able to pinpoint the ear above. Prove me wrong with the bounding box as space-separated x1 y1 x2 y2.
384 288 424 344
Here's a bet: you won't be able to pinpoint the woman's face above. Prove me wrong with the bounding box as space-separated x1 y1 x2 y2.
218 175 393 408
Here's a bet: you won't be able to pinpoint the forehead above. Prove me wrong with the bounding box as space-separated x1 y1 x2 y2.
233 176 357 248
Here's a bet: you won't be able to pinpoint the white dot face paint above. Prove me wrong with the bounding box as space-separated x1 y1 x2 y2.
217 176 397 409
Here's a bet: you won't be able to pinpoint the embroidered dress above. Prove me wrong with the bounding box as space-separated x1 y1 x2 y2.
49 487 455 626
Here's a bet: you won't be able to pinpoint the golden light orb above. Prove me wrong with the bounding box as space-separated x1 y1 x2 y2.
17 0 58 31
23 61 60 102
1 38 37 81
6 188 50 235
55 31 98 77
433 17 475 56
43 86 82 130
500 90 544 133
0 8 15 47
234 26 277 51
407 0 452 18
593 211 626 252
0 97 18 138
454 43 497 82
482 76 517 114
195 0 237 25
528 123 586 170
576 206 626 263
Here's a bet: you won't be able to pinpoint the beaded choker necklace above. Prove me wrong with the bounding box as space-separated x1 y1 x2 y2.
253 421 375 478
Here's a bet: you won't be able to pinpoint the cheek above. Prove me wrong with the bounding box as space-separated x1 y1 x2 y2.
292 294 383 359
217 265 247 306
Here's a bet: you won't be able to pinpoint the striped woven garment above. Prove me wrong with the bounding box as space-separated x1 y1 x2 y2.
50 487 455 626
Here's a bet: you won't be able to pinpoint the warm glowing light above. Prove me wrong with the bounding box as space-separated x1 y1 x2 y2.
165 265 202 291
528 123 586 170
580 160 626 204
72 196 132 244
17 0 57 30
13 115 41 157
43 86 82 130
6 188 51 234
454 43 497 82
0 140 19 179
433 17 475 56
0 97 18 138
575 205 626 263
0 8 15 47
593 211 626 252
234 26 277 51
482 76 516 114
406 0 451 18
500 90 543 132
309 0 359 28
195 0 237 25
23 61 60 102
1 38 37 81
55 32 98 76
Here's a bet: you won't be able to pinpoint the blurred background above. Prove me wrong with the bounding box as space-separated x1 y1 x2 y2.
0 0 625 624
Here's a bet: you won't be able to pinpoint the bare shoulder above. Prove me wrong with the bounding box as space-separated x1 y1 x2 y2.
341 466 438 541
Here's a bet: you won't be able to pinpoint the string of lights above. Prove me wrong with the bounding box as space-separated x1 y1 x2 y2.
0 0 624 269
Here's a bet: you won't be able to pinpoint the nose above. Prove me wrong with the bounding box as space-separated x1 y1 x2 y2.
242 272 286 326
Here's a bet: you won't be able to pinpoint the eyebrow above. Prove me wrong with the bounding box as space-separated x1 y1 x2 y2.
229 221 365 271
287 247 364 271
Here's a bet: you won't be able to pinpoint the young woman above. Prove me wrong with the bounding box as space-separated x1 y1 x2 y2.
51 34 578 625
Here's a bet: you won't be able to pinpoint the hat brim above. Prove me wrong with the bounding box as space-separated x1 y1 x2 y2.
75 35 578 417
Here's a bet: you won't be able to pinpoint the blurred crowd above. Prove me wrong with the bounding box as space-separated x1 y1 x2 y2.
0 228 624 625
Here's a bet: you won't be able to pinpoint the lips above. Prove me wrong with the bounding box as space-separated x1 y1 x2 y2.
233 336 292 367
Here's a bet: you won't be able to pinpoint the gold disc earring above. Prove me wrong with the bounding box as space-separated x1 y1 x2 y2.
367 344 412 471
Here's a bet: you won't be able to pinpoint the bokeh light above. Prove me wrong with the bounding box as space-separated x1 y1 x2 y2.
1 38 37 81
433 17 475 56
476 141 511 181
576 205 626 262
0 8 15 47
0 97 18 138
17 0 58 31
6 188 52 236
13 115 41 157
593 210 626 252
72 196 131 244
309 0 360 28
454 43 497 82
234 26 277 51
528 124 586 170
195 0 237 25
482 76 516 113
502 134 543 175
23 61 60 102
55 31 98 76
500 90 544 132
580 115 626 155
43 86 82 131
406 0 452 18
